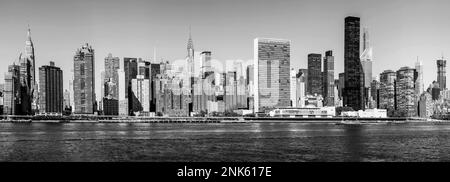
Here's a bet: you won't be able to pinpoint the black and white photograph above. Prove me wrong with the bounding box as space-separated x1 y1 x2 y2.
0 0 449 180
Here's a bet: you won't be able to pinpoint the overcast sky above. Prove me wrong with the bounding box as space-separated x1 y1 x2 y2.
1 0 450 100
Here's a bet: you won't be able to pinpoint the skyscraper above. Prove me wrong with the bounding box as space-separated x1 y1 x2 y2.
38 61 63 114
102 53 120 115
299 69 308 96
396 67 417 117
254 38 291 113
437 58 446 90
323 50 335 106
379 70 396 116
17 27 37 115
415 59 424 96
3 64 21 115
361 28 373 88
131 75 150 116
124 57 138 115
343 16 365 111
290 68 297 107
337 73 345 100
73 43 95 114
201 51 212 77
307 53 322 96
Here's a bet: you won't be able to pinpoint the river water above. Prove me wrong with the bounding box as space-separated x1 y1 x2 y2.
0 121 450 162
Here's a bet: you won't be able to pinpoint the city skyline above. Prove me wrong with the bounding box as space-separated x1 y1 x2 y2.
1 0 450 103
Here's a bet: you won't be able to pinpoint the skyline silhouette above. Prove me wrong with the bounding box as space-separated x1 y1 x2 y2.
1 0 450 102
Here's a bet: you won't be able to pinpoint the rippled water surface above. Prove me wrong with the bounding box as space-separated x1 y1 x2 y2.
1 121 450 161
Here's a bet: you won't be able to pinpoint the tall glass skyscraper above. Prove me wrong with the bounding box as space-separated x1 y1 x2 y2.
307 53 322 96
343 16 365 111
253 38 290 113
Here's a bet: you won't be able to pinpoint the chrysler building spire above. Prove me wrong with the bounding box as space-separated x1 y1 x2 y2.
187 25 194 50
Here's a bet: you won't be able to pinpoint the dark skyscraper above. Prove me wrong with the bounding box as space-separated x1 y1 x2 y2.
124 57 138 115
323 50 335 106
343 16 365 111
307 53 322 96
437 59 446 90
73 43 95 114
38 61 63 114
124 57 138 98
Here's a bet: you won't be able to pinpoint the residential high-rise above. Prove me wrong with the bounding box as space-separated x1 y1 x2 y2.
299 69 308 96
131 75 150 116
117 68 128 116
307 53 322 96
379 70 396 116
437 58 446 90
323 50 335 106
343 16 365 111
253 38 291 113
3 64 21 115
73 43 95 114
102 53 120 115
103 54 120 98
38 61 63 114
370 79 380 108
395 67 418 117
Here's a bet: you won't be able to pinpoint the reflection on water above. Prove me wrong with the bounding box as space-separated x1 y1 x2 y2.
1 122 450 161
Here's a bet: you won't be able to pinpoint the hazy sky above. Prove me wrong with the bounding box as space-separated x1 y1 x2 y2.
1 0 450 100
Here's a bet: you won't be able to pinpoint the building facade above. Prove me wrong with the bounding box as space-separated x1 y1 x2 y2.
323 50 335 106
38 61 63 114
307 53 322 96
3 64 21 115
343 16 365 111
395 67 417 117
254 38 291 113
379 70 396 116
73 43 96 114
437 59 446 90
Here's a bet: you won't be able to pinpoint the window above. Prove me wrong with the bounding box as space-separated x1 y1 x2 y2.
80 63 85 75
80 79 85 90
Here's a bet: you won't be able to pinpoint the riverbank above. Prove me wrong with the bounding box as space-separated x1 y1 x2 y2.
0 115 449 124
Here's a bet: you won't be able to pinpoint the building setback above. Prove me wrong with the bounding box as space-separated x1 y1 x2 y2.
73 43 95 114
38 61 63 114
254 38 291 113
343 16 365 111
307 53 322 96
